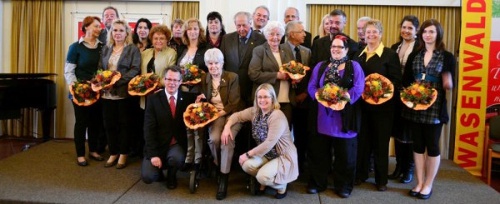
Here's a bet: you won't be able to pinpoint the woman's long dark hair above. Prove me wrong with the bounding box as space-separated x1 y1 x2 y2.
397 15 419 42
416 19 445 51
132 18 153 47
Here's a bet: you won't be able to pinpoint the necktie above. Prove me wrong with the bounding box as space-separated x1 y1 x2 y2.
169 95 177 145
239 37 247 45
169 96 176 117
294 46 302 63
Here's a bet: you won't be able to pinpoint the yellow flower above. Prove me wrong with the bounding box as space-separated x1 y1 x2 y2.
102 70 112 78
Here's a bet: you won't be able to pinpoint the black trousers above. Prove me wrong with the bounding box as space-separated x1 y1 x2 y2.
102 97 135 155
394 140 414 172
141 144 185 184
72 100 103 157
356 110 393 185
292 106 309 170
308 133 357 193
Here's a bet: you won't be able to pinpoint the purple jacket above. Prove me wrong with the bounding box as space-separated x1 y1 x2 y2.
308 61 365 138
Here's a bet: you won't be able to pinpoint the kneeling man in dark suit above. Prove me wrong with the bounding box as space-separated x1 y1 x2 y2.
141 66 197 189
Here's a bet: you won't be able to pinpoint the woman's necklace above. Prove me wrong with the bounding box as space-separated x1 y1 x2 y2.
211 78 221 97
113 46 124 53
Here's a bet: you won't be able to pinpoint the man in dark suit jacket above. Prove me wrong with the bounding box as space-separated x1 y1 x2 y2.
310 9 359 67
220 11 266 107
280 7 312 49
141 66 197 189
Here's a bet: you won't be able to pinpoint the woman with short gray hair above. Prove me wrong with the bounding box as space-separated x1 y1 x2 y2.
196 48 243 200
249 21 295 126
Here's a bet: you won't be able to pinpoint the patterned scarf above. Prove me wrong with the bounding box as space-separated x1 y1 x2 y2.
252 110 279 160
324 56 348 85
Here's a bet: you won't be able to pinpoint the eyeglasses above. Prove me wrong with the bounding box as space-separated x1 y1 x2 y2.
165 78 181 83
257 95 272 100
330 45 345 49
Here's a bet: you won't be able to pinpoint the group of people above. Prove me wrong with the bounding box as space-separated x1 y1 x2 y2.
64 5 455 201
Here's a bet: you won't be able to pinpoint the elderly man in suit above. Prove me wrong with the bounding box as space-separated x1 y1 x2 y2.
141 66 197 189
280 7 312 49
220 11 266 108
281 20 311 173
310 9 359 67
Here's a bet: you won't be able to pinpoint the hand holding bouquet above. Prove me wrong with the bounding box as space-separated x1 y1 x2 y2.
128 73 160 96
181 63 204 85
315 83 351 110
280 60 310 81
400 81 437 110
90 70 121 92
69 81 100 106
362 73 394 105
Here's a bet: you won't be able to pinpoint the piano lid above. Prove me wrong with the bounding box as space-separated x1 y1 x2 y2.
0 73 57 79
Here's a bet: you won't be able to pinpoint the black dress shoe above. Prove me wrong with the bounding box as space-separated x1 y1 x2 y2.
275 189 287 199
335 190 350 198
216 173 229 200
418 190 432 200
77 160 88 167
409 189 419 197
307 187 318 194
89 154 104 161
376 184 387 191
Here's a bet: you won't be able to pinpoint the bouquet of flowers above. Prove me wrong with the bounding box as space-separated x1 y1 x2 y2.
315 83 351 110
90 69 121 92
279 60 310 80
362 73 394 105
128 73 160 96
181 63 204 85
400 81 437 110
69 81 100 106
183 102 220 129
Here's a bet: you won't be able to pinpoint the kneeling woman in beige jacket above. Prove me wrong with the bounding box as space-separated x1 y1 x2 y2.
221 83 298 199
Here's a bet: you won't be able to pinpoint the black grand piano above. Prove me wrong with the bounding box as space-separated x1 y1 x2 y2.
0 73 56 141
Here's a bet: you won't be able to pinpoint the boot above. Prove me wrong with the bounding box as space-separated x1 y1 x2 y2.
400 163 414 184
167 168 178 189
216 173 229 200
388 163 402 179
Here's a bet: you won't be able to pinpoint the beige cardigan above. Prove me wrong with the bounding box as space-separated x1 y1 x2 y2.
139 47 177 108
228 107 299 184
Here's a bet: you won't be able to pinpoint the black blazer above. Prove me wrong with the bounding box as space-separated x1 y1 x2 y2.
143 90 197 159
280 31 312 49
311 35 359 68
220 31 266 105
176 43 209 72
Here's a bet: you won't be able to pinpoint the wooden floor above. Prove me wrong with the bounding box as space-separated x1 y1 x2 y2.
1 136 500 193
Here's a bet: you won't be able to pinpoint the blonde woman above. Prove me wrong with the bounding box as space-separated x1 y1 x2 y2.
221 83 298 199
313 14 331 41
99 19 141 169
